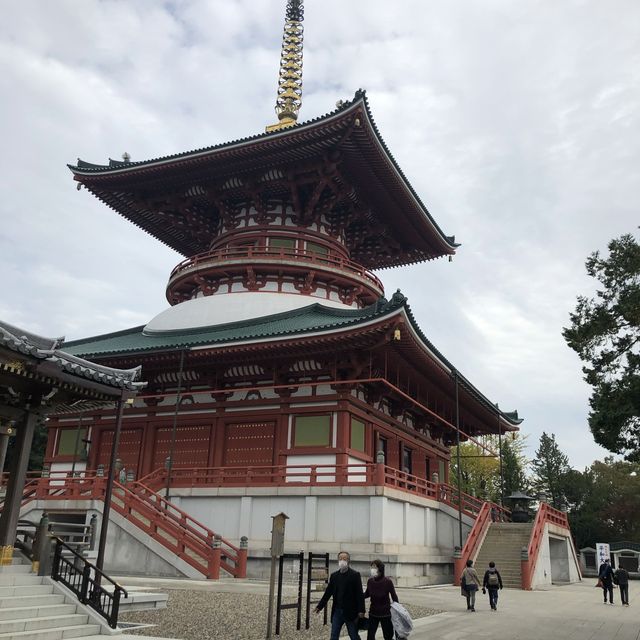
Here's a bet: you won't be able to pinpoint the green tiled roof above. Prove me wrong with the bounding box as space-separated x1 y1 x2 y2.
63 299 396 358
63 292 522 427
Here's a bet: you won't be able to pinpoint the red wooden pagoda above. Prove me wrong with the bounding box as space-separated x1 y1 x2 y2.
41 1 523 582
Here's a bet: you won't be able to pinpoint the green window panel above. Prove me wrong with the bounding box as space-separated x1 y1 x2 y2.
350 418 365 452
57 428 88 457
294 415 331 447
306 241 329 256
270 237 297 250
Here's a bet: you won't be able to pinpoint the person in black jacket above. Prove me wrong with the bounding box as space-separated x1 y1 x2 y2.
315 551 365 640
482 561 503 611
598 558 614 604
614 566 630 606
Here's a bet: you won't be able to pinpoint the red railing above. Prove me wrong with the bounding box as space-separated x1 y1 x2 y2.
13 475 246 579
521 502 570 590
138 463 490 522
167 245 385 292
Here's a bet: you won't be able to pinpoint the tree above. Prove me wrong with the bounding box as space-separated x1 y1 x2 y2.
563 232 640 461
450 440 501 502
531 432 571 508
562 457 640 549
501 435 530 498
450 433 529 504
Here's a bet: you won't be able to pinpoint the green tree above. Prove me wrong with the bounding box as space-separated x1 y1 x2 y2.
563 458 640 548
563 232 640 461
450 441 500 502
501 435 530 498
531 432 571 509
450 433 529 503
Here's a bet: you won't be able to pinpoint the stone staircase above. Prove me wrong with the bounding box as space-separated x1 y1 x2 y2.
474 522 533 589
0 556 103 639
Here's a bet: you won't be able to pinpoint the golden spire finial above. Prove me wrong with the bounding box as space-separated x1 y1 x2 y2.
266 0 304 132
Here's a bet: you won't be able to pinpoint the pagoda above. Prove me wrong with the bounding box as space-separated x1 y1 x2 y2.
43 0 522 583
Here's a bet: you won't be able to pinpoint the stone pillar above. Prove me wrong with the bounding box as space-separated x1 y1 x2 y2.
0 406 41 564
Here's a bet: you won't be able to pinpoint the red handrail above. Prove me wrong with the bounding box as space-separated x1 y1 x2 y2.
521 502 570 589
167 245 385 292
14 476 246 579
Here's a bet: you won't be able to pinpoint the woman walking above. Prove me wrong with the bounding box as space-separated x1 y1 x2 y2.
461 559 481 612
364 559 398 639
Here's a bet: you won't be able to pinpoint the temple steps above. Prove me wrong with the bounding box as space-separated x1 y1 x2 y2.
0 557 103 639
474 522 533 589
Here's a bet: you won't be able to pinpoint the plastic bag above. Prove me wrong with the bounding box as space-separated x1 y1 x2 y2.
390 601 413 639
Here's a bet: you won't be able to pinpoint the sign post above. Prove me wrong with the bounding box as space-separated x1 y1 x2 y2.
596 542 610 568
266 512 288 639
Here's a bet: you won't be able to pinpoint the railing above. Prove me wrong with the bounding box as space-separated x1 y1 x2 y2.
521 502 570 590
139 463 491 522
52 537 127 629
167 245 385 292
120 480 245 579
19 475 246 579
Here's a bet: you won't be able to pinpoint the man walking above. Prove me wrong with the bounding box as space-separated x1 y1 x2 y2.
482 561 503 610
614 565 630 606
315 551 365 640
598 558 614 604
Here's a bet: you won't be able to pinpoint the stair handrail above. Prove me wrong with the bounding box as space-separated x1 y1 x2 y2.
125 480 240 553
453 501 491 585
112 480 246 578
51 536 128 629
521 502 570 589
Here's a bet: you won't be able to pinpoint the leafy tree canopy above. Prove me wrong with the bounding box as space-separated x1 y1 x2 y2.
564 232 640 460
531 432 571 509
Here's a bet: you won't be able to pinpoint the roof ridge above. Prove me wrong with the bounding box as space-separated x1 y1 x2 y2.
69 91 366 173
64 324 146 347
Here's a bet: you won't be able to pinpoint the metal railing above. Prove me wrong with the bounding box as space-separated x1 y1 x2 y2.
52 537 127 628
167 245 385 292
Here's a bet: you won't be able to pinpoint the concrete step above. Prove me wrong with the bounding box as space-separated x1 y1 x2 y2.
0 565 32 575
0 604 77 621
0 623 101 639
0 585 53 598
0 614 89 634
0 574 43 587
0 595 65 609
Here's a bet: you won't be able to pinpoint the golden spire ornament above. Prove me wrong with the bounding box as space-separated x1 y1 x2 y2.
266 0 304 132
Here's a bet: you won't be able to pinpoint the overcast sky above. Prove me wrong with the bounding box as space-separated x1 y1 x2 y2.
1 0 638 469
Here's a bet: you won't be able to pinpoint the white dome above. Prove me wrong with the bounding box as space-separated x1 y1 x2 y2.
144 292 353 334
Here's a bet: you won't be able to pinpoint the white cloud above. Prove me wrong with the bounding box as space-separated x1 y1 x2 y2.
1 0 638 468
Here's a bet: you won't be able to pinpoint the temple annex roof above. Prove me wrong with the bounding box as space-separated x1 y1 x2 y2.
63 293 521 429
68 91 458 270
0 319 147 415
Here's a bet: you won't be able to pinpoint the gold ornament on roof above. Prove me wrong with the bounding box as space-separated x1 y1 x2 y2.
266 0 304 132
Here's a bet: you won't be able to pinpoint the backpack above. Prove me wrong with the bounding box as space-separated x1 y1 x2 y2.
488 571 499 587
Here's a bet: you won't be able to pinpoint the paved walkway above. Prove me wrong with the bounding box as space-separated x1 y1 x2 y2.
115 576 639 640
398 582 639 640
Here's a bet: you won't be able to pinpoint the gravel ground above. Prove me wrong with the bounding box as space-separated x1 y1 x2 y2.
120 590 441 640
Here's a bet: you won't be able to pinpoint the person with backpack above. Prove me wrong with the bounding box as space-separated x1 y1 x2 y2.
460 559 481 611
614 566 630 606
482 561 503 610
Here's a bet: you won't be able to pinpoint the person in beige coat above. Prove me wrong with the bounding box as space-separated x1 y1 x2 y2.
461 559 481 611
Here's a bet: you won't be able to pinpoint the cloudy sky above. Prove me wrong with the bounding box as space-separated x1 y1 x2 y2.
1 0 638 469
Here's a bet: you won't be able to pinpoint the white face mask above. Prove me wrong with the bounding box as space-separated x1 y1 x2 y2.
338 559 348 571
370 567 378 577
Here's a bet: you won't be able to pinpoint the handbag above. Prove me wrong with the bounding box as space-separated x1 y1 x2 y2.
596 578 603 588
357 616 369 631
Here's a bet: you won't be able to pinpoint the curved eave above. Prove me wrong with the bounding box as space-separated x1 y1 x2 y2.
69 91 457 266
396 304 522 429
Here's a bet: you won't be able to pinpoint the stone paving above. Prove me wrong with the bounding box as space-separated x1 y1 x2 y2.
399 581 639 640
116 576 640 640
